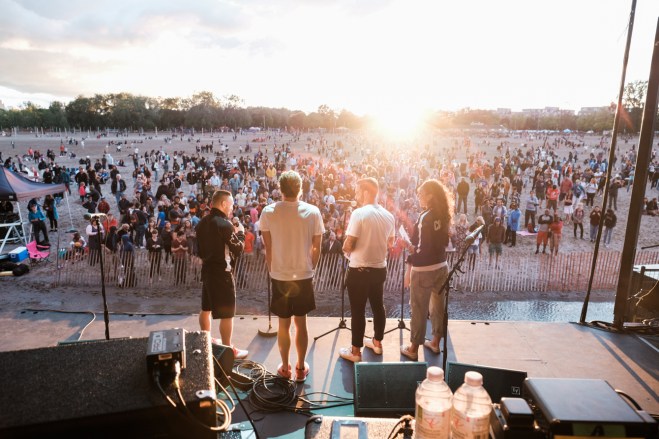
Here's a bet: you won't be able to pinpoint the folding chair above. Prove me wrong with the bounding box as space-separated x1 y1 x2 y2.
26 240 51 265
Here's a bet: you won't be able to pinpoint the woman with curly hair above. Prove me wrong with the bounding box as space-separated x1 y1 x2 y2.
400 179 453 360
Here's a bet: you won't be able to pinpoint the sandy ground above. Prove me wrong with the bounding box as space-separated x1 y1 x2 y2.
0 129 651 317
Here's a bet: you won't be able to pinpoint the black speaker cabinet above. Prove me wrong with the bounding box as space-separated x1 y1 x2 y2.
0 331 216 438
211 343 235 386
354 362 427 418
445 361 527 404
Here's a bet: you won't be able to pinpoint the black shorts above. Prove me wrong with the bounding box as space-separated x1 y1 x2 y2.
201 268 236 319
270 278 315 318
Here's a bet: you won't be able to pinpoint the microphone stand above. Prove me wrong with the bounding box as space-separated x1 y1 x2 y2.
314 205 351 341
384 248 410 334
93 217 110 340
440 226 483 371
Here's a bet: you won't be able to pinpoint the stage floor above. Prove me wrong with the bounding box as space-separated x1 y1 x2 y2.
0 310 657 438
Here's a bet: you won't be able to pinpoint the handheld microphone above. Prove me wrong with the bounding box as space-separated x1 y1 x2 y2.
464 224 485 245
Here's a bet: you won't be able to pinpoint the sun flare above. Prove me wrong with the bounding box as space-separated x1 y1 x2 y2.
369 106 427 141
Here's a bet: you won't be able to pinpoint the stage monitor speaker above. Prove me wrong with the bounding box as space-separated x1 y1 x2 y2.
445 361 527 404
0 331 216 439
211 343 235 386
354 362 427 418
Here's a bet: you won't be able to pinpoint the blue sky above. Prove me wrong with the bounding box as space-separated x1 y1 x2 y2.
0 0 657 117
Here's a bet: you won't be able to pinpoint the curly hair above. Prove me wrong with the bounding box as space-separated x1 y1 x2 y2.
419 179 453 229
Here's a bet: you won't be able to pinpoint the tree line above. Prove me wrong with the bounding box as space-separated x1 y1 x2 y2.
0 81 650 134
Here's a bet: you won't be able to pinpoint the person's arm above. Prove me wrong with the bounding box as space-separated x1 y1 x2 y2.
342 235 357 255
262 231 272 273
311 234 322 270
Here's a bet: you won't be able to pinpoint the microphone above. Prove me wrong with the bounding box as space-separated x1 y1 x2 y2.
464 224 485 245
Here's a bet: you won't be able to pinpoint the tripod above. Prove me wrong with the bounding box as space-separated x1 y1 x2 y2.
314 254 351 340
384 248 410 334
314 207 352 341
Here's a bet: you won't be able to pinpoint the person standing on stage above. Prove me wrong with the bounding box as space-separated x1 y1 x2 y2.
338 178 395 363
196 190 248 359
260 171 324 382
400 179 453 361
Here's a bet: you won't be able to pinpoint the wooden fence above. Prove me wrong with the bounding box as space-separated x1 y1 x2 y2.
53 249 659 294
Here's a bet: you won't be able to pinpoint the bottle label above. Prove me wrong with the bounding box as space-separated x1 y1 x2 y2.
416 406 450 438
450 410 489 439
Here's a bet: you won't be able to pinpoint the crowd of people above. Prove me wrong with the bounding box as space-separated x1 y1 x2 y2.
3 128 656 378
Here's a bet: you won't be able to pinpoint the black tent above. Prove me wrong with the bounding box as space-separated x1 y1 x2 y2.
0 167 70 253
0 167 66 202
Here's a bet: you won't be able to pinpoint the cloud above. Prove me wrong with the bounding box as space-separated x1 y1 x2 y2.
0 47 116 97
0 0 250 49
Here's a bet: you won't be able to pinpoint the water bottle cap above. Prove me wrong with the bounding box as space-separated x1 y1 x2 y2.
426 366 444 381
465 371 483 386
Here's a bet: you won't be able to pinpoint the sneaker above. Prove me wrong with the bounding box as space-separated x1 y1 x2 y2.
423 340 440 354
211 337 224 346
400 345 418 361
339 347 361 363
364 338 383 355
277 363 292 380
294 362 310 383
233 347 249 360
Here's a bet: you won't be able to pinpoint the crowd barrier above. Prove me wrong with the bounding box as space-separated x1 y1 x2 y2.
52 249 659 295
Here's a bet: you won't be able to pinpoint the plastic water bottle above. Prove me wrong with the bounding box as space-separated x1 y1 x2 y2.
414 366 453 439
450 371 493 439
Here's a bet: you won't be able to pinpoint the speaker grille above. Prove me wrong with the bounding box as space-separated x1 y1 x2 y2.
354 362 427 417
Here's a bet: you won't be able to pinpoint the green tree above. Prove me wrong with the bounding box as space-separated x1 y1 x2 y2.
622 80 648 132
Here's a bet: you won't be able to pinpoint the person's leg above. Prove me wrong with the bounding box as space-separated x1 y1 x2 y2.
579 223 584 239
346 269 368 351
367 269 387 344
573 222 578 238
278 317 293 370
428 267 448 347
409 270 432 349
219 317 233 346
293 315 308 371
199 310 212 331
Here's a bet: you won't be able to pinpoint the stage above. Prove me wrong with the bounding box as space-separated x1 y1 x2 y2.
0 310 657 438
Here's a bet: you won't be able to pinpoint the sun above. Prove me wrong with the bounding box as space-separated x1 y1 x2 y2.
369 106 427 141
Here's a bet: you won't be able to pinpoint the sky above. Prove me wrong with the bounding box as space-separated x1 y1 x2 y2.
0 0 658 119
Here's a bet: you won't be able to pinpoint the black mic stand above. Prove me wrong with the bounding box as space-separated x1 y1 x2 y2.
92 217 110 340
440 238 472 372
314 206 351 341
384 248 410 334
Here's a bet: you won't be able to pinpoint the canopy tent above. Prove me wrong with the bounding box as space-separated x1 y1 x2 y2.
0 167 71 253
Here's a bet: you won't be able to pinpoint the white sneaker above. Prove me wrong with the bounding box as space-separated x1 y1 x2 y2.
364 338 383 355
232 346 249 360
339 347 361 363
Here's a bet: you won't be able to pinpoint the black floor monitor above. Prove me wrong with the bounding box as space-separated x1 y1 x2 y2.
445 361 527 403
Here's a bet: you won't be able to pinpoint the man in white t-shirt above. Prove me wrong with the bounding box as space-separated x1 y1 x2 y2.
338 178 395 363
260 171 324 383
